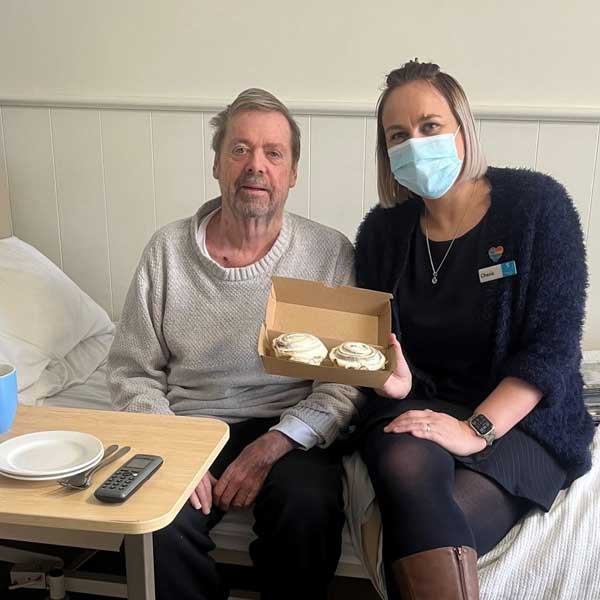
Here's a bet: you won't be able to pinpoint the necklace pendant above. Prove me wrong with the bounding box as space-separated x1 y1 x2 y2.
432 275 438 284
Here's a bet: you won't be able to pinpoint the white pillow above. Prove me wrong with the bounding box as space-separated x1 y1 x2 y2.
19 332 114 406
0 236 114 396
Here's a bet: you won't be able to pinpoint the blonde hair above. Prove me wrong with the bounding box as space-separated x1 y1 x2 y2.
376 60 487 207
210 88 301 165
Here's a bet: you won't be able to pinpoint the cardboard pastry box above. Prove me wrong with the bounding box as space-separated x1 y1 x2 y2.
258 276 396 388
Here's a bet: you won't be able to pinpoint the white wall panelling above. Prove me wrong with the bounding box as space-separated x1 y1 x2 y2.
2 107 62 266
202 112 220 203
310 115 365 240
1 102 600 348
51 109 112 314
479 120 539 170
151 112 205 229
101 110 155 320
536 122 599 232
285 115 310 219
586 144 600 350
0 108 12 238
363 118 377 215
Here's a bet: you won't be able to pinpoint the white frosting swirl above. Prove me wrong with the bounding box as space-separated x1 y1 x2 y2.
329 342 386 371
272 333 328 365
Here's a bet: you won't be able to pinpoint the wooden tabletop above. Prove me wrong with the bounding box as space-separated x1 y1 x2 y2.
0 406 229 534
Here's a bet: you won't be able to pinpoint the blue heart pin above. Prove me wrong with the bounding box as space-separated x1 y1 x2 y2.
488 246 504 263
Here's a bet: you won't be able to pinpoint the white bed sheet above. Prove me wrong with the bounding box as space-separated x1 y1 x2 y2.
40 361 113 411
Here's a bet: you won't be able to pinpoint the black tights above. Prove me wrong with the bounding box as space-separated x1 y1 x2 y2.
361 425 532 562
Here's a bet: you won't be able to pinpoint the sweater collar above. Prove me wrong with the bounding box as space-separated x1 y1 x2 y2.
189 197 292 282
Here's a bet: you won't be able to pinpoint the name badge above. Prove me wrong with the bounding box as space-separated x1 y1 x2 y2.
478 260 517 283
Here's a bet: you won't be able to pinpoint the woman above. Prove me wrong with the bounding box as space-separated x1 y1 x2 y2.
354 60 594 599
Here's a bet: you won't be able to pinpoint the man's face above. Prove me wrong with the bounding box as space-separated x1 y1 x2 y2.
213 110 298 220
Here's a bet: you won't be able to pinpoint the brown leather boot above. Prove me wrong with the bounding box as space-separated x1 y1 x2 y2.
390 546 479 600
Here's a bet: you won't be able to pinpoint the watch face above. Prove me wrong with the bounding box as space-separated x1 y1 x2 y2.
470 414 493 435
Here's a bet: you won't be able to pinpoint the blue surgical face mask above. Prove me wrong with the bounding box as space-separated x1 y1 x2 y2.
387 126 462 199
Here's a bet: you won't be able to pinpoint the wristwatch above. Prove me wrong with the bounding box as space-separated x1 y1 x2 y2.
467 413 496 447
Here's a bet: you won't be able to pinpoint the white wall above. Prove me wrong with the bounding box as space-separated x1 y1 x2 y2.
1 0 599 110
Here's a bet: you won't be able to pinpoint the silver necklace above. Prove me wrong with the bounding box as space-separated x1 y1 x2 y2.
424 186 476 285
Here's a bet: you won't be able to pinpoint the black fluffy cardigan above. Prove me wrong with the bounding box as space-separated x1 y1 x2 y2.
355 167 594 484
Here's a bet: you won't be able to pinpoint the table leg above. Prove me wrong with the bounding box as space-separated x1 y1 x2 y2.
124 533 155 600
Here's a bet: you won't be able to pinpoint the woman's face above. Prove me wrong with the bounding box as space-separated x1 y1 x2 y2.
381 81 465 160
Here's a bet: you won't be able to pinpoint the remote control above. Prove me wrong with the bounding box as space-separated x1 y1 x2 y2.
94 454 163 503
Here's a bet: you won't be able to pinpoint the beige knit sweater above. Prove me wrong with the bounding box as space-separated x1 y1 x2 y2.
107 198 365 447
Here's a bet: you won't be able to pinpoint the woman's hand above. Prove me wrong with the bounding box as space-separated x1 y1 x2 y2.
384 409 487 456
375 333 412 400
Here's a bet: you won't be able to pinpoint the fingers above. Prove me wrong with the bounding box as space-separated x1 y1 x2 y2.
189 488 201 510
190 474 214 514
233 480 262 509
213 450 272 511
213 464 232 500
385 419 434 435
197 475 213 515
384 410 443 434
214 472 264 511
214 466 243 511
213 469 230 508
388 334 411 382
385 420 441 447
389 333 403 358
383 410 433 432
218 483 238 512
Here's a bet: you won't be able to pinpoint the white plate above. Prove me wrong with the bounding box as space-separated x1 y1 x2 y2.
0 454 103 481
0 431 103 476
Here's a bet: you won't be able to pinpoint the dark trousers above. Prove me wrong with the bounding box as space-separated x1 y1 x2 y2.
153 418 345 600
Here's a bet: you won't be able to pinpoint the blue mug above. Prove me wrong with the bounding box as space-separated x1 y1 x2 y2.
0 364 17 433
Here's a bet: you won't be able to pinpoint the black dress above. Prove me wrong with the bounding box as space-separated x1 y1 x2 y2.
359 213 566 511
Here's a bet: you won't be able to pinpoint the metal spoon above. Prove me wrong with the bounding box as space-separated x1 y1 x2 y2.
56 444 119 488
58 446 131 490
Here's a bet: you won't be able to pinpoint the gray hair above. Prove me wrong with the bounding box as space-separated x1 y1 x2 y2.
376 60 487 207
210 88 301 165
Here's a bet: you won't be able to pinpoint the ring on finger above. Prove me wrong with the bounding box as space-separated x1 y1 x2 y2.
424 422 431 433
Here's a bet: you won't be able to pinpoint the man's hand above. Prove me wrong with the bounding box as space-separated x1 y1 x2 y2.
189 472 217 515
376 333 412 399
213 431 296 511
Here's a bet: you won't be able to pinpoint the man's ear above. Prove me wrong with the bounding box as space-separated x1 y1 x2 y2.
289 163 298 189
213 156 220 180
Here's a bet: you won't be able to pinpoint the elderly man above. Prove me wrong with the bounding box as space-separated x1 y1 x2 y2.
107 88 363 600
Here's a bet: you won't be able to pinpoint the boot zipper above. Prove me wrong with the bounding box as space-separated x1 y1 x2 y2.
454 547 468 597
